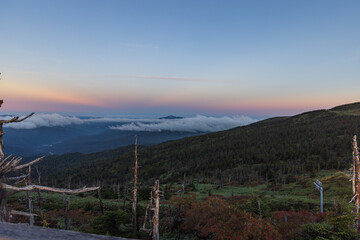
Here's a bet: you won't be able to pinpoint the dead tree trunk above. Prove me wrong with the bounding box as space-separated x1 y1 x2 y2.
35 166 43 220
141 191 153 232
117 183 121 211
141 180 162 240
153 180 160 240
0 123 4 160
351 135 360 229
63 177 72 230
132 137 139 235
0 98 7 222
0 186 7 222
123 182 128 212
98 180 104 215
62 193 70 230
26 166 34 226
355 136 360 214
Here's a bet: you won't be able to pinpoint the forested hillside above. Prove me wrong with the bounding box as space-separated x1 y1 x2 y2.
38 103 360 187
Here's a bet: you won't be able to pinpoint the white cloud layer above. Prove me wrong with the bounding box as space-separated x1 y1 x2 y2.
3 113 84 129
109 115 258 132
2 113 258 132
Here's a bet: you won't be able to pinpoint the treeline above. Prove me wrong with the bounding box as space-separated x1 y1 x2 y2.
37 106 360 188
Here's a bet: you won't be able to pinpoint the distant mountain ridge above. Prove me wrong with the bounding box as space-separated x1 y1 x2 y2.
38 102 360 187
158 115 183 119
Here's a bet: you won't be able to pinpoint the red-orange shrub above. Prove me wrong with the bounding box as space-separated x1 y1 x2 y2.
179 196 280 240
271 210 326 239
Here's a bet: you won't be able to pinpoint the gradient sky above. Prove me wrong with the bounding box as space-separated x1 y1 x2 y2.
0 0 359 116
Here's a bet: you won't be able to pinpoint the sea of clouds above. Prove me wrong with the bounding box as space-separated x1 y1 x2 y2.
2 113 84 129
109 115 257 132
2 113 258 132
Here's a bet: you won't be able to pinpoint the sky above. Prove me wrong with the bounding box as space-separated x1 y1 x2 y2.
0 0 359 117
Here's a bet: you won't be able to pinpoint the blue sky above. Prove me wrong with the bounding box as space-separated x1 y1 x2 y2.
0 0 359 116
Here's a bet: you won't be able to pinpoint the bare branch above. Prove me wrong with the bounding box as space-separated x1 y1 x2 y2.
1 183 99 194
3 174 29 183
0 113 34 124
14 113 35 123
10 210 38 217
13 156 44 171
0 155 13 168
0 116 19 124
0 156 22 176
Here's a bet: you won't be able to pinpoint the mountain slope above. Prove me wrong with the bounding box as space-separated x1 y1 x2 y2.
38 102 360 186
43 130 200 154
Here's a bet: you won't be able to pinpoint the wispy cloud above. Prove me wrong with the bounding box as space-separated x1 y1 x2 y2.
118 75 218 83
110 115 258 132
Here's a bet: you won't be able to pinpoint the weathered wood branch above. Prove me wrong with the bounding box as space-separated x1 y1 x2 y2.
0 113 34 124
349 194 358 203
10 210 38 217
0 156 44 178
0 155 13 168
0 156 23 177
1 183 99 193
13 156 44 171
3 174 29 183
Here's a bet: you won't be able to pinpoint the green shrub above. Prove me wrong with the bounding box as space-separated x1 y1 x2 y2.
300 200 359 240
89 210 133 237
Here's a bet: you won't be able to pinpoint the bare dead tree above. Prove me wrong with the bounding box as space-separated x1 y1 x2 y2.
0 113 34 160
117 183 121 211
62 192 70 230
0 109 36 222
350 135 360 228
63 177 72 230
141 180 163 240
181 173 186 198
0 99 100 224
141 191 153 233
2 184 99 193
26 166 34 226
132 136 139 235
97 180 104 215
123 178 129 212
153 180 160 240
35 166 43 220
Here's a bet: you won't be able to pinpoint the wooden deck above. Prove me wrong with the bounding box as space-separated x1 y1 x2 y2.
0 222 131 240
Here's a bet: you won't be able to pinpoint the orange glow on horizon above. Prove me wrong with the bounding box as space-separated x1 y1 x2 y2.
2 81 104 108
1 79 358 114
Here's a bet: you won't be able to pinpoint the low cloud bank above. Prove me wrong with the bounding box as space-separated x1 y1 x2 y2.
110 115 258 132
2 113 259 132
3 113 84 129
2 114 161 129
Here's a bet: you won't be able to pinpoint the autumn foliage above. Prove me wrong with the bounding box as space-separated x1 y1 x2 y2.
166 194 280 240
